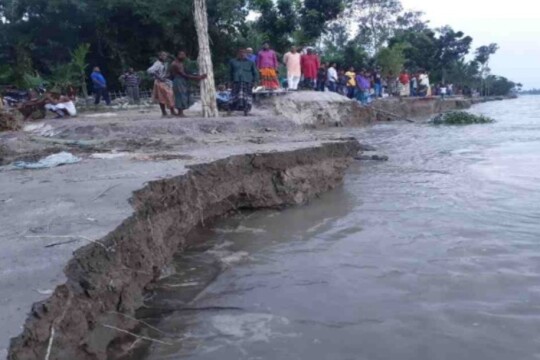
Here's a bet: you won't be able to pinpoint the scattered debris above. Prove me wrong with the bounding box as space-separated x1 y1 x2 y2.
355 152 389 161
45 239 80 248
35 289 54 295
358 143 377 151
13 152 81 169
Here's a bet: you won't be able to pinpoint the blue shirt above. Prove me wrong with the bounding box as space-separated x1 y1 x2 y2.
247 54 257 63
91 71 107 89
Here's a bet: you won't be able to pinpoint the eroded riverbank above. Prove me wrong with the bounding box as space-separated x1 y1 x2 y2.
0 92 509 359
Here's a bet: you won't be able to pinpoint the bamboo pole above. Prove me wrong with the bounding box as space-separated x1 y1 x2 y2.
193 0 219 118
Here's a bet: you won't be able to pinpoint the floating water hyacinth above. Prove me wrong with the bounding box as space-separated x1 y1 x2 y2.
431 111 495 125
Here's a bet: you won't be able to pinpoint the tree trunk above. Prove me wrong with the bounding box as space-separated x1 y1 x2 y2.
193 0 219 118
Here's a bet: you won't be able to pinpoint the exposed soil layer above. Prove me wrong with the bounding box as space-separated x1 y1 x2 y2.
2 92 511 359
8 140 360 360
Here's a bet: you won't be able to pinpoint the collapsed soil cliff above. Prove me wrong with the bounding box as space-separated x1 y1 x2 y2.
8 140 360 360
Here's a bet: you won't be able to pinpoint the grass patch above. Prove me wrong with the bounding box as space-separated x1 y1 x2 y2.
431 111 495 125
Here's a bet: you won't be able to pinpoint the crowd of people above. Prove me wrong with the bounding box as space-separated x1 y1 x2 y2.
4 41 462 121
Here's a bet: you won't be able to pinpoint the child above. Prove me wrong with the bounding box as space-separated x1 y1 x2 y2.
216 84 231 111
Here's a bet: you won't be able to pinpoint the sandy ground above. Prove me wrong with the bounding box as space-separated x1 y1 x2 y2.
0 91 491 357
0 93 364 356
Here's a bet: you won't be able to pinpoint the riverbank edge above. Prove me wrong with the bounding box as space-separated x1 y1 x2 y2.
8 140 361 360
4 93 513 359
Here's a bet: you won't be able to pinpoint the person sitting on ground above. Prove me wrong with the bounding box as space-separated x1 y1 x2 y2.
147 51 177 117
119 67 141 105
44 91 77 118
169 51 207 118
216 84 231 111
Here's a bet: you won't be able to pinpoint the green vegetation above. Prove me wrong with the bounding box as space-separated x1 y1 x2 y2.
0 0 520 95
430 111 495 125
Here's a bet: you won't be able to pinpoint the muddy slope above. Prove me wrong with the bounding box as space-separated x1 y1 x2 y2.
8 140 360 360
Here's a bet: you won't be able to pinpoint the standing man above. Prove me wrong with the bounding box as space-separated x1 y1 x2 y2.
147 51 176 117
410 73 418 97
229 48 259 115
373 68 383 98
119 67 141 105
283 46 301 91
345 66 356 99
418 69 431 97
256 42 279 90
317 63 327 92
301 48 320 90
246 48 257 63
90 67 111 106
327 63 338 92
169 51 207 117
398 69 410 97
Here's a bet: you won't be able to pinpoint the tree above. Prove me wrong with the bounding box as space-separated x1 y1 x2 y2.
194 0 219 117
388 28 438 72
475 43 499 95
485 75 516 96
435 26 472 83
346 0 404 55
376 43 406 76
300 0 345 42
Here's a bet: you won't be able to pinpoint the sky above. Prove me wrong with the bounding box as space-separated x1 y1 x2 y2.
401 0 540 89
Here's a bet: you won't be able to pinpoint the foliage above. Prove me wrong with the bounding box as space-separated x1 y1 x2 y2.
22 72 46 90
376 43 406 76
484 75 517 96
434 26 472 82
0 0 517 96
475 43 499 96
431 111 495 125
250 0 345 51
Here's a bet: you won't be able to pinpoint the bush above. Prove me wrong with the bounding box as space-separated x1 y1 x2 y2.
431 111 495 125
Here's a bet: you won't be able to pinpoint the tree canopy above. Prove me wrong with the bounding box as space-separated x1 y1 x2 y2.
0 0 519 96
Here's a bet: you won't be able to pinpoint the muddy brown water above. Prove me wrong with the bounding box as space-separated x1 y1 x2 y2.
128 96 540 360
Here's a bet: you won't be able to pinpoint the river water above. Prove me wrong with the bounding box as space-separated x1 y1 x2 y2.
136 96 540 360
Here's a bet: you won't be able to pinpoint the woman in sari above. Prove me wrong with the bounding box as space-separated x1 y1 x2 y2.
256 42 279 90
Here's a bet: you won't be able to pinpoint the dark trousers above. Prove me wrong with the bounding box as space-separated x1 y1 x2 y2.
347 86 356 99
94 87 111 105
317 80 326 92
328 82 337 92
126 86 140 104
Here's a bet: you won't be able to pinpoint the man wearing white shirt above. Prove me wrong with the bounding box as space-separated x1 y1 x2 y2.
327 63 338 92
283 46 302 91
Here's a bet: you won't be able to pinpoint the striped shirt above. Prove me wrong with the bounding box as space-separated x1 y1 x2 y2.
120 73 140 87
